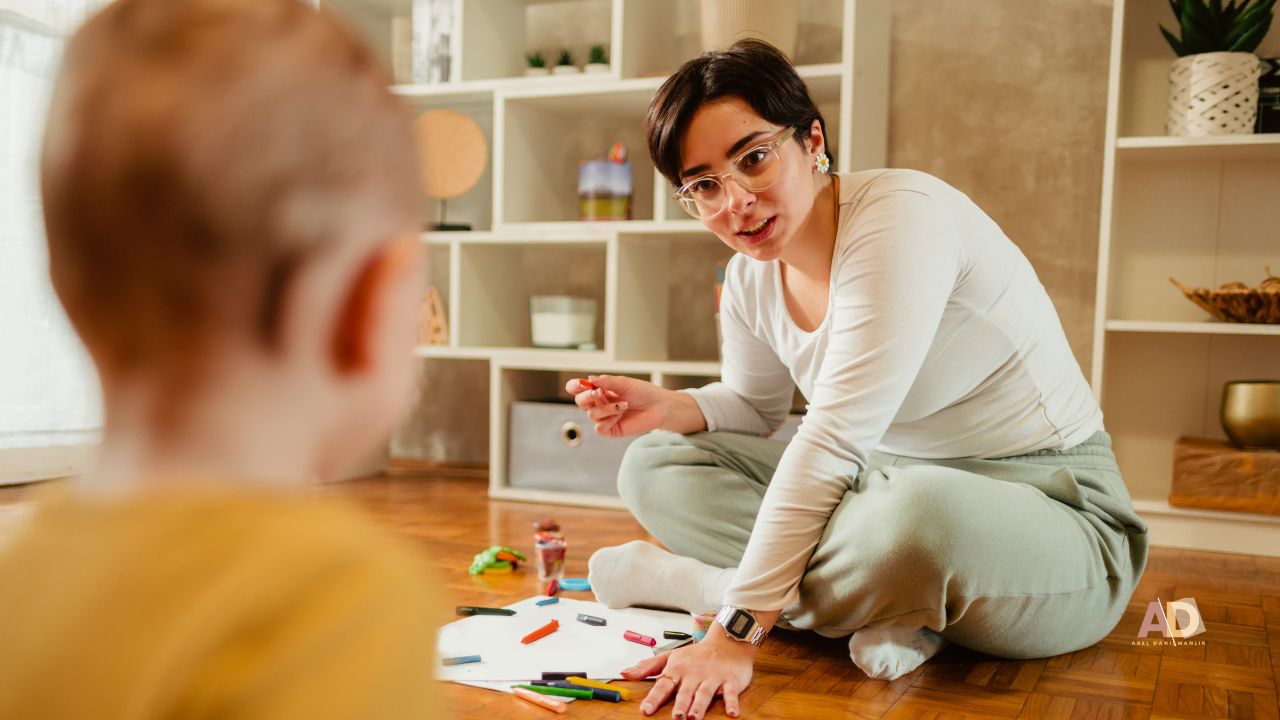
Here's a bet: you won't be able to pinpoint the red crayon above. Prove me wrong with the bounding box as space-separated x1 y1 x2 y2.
522 619 560 645
623 629 656 647
578 378 598 390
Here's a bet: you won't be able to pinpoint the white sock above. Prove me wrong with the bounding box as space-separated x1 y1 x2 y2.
587 540 734 615
848 625 946 681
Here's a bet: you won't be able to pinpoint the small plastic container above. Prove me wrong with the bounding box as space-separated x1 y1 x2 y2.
534 533 566 584
530 296 597 348
692 611 717 641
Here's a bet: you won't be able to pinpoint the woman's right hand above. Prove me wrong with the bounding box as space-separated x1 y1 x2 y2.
565 375 670 438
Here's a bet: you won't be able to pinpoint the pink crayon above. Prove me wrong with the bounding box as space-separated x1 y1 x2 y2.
624 630 656 647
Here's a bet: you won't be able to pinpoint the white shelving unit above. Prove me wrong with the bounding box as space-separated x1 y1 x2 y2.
1091 0 1280 554
324 0 889 506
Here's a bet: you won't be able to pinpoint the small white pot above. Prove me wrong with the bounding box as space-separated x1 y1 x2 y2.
551 65 581 75
1166 51 1262 136
584 63 610 74
524 67 549 77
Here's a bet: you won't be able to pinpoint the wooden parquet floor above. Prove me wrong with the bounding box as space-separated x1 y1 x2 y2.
3 473 1279 719
322 474 1280 720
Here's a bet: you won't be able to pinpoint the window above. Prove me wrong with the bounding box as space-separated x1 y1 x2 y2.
0 1 106 483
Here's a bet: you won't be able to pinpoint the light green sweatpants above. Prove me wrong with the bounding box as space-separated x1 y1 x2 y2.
616 429 1149 659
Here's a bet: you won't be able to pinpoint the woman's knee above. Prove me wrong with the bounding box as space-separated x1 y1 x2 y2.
615 430 690 515
841 469 968 575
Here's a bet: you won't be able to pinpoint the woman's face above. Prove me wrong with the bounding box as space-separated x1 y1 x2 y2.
676 97 824 262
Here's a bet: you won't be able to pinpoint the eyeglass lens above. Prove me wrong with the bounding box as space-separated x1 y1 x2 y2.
679 144 784 219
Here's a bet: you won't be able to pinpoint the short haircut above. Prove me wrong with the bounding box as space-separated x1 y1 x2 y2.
41 0 422 374
644 38 832 189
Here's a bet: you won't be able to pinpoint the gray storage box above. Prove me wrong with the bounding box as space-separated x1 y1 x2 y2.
508 401 635 496
507 401 804 496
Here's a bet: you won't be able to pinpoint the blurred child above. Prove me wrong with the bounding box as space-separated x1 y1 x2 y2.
0 0 443 716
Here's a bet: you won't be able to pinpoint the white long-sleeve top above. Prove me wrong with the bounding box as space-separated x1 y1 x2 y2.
682 169 1103 611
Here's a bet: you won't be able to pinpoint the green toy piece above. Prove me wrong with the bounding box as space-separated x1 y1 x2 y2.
469 545 528 575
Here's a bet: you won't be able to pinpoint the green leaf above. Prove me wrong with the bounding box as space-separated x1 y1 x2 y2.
1235 0 1276 28
1227 17 1270 50
1160 23 1189 54
1224 9 1271 45
1181 13 1217 52
1223 0 1242 24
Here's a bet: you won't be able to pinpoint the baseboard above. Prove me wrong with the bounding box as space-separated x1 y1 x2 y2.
1131 499 1280 557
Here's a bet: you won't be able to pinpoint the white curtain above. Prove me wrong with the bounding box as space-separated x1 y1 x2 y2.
0 1 105 459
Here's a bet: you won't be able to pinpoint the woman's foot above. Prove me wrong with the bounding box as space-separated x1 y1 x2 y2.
587 540 734 614
848 626 946 680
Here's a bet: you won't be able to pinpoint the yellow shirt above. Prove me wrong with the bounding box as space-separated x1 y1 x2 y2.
0 487 445 719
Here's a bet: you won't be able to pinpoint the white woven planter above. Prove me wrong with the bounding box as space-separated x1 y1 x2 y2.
1166 52 1262 136
700 0 797 56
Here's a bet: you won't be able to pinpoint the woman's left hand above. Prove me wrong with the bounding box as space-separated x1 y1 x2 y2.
619 630 756 719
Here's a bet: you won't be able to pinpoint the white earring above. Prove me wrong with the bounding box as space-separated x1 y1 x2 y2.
815 153 830 173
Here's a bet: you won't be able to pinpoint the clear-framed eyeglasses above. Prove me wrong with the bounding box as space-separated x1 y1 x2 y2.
672 126 797 221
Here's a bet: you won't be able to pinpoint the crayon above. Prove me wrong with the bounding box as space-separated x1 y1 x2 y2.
541 671 588 681
511 686 567 714
663 630 692 640
576 613 607 626
548 681 622 703
535 597 559 606
624 629 657 647
654 637 694 654
456 606 515 616
566 677 632 701
441 655 482 666
521 619 560 645
514 684 594 700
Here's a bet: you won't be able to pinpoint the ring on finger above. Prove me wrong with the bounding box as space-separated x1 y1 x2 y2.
659 673 678 683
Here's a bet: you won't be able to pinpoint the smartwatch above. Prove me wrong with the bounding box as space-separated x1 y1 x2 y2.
715 605 769 646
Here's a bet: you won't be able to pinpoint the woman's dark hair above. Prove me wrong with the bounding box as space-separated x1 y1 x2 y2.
645 38 831 188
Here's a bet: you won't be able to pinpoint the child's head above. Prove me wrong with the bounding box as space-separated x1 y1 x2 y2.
42 0 424 476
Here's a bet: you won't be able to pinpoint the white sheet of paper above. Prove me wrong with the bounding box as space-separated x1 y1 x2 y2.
436 596 697 684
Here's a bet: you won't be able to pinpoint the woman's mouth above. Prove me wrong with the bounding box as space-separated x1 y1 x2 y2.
736 216 776 245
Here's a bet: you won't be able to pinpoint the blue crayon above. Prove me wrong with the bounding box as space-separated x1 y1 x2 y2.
535 597 559 606
442 655 482 666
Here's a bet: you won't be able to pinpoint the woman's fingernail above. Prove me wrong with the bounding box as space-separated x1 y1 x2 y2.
640 704 652 714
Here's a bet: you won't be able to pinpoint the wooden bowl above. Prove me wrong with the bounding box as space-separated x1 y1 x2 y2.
1169 277 1280 324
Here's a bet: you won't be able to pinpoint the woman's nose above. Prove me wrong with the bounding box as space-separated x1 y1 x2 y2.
723 176 756 215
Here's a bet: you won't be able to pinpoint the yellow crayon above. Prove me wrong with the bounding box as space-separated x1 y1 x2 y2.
566 677 631 701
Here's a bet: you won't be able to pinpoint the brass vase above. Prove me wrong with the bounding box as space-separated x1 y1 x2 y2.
1221 381 1280 450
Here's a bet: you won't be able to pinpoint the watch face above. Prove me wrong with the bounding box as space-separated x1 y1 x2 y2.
728 612 752 636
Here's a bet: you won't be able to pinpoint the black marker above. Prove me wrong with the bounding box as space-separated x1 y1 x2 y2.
455 605 516 616
541 671 588 681
548 681 623 703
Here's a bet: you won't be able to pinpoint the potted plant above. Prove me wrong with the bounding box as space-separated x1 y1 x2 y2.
552 48 579 75
585 44 610 74
1160 0 1276 136
524 50 548 77
700 0 797 56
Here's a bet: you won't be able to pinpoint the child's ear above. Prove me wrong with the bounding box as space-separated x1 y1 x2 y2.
331 234 420 376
